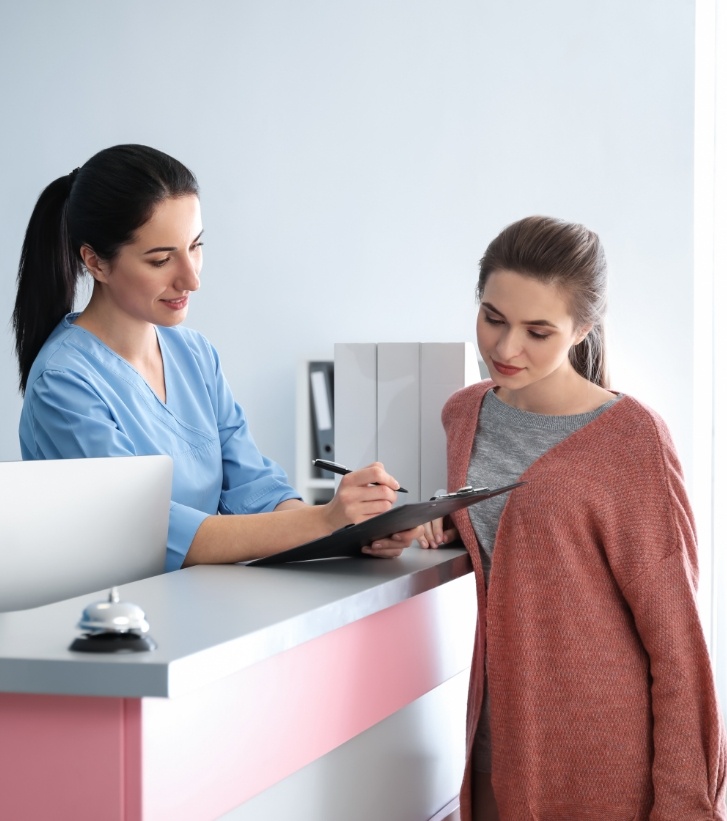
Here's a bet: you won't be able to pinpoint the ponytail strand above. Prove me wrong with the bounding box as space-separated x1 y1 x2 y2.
13 173 83 393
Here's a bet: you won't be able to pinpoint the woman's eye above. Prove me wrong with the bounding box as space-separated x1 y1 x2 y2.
528 330 550 340
151 258 170 268
191 241 204 251
484 314 503 326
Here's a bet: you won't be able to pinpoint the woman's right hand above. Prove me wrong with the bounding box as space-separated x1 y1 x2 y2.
420 517 460 549
323 462 401 530
323 462 424 557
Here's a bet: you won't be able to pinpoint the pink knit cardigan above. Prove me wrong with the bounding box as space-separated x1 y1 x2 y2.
444 380 726 821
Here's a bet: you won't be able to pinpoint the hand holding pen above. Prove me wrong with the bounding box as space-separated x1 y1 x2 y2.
313 459 423 555
313 459 408 493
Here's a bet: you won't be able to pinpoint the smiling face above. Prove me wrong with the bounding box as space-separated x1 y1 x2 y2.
84 194 203 331
477 269 590 406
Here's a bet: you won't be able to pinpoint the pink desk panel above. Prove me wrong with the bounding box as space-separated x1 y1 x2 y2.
0 575 474 820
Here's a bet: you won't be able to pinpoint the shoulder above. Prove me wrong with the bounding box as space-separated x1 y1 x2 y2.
568 394 697 581
442 379 494 426
560 394 689 515
25 315 98 388
553 393 683 481
31 314 80 364
596 394 678 455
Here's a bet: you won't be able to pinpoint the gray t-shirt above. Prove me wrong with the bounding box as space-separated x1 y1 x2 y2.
467 389 620 576
467 388 620 773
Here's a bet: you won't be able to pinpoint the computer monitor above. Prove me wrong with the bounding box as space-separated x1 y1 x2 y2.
0 455 172 612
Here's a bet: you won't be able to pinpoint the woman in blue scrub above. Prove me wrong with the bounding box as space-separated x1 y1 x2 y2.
13 144 419 570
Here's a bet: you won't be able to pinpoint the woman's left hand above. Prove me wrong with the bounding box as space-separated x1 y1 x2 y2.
419 517 459 549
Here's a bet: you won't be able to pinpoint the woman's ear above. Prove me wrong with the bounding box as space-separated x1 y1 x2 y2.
575 324 593 345
79 245 110 283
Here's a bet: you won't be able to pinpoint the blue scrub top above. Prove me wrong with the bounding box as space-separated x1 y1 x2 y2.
19 314 300 570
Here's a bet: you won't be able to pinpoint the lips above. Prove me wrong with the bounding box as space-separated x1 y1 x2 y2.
161 296 188 311
491 360 524 376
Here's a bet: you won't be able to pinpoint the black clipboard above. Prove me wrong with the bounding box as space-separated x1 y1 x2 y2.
247 482 525 566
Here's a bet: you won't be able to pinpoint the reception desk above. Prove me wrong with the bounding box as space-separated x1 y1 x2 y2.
0 548 475 820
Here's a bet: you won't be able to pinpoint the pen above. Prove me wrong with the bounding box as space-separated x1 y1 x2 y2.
312 459 409 493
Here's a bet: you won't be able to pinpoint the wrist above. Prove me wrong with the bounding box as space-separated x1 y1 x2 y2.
321 495 348 533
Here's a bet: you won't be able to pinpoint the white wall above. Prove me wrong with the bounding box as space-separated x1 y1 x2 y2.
0 0 694 492
694 0 727 721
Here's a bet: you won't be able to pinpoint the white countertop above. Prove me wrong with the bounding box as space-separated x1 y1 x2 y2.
0 547 472 699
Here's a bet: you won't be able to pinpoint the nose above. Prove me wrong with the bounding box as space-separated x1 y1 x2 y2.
495 328 522 361
175 254 201 293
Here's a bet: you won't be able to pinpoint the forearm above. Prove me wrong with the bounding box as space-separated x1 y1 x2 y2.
183 464 411 566
183 503 332 566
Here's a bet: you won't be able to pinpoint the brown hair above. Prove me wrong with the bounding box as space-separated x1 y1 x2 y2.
477 215 609 388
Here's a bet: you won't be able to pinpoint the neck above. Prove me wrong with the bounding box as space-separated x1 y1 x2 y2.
75 300 158 368
494 368 610 416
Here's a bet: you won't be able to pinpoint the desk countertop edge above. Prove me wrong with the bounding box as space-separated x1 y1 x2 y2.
0 548 473 700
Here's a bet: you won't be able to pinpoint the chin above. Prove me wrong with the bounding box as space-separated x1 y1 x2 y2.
156 313 188 327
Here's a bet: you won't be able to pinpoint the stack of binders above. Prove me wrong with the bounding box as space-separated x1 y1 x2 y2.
333 342 481 502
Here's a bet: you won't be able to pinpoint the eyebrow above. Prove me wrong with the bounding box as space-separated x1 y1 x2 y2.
482 301 558 329
143 229 204 255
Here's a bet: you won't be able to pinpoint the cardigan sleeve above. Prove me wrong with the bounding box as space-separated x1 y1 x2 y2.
615 418 726 819
623 550 726 818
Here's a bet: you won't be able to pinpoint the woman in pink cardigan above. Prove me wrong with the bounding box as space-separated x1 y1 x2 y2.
424 216 726 820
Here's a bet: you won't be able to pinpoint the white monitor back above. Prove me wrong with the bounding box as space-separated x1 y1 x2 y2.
0 455 172 612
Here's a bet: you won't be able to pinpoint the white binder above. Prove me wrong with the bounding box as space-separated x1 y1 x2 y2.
334 342 480 502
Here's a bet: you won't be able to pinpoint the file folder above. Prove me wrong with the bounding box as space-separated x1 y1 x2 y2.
247 482 525 566
309 361 335 476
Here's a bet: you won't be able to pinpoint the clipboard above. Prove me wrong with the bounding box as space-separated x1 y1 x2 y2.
247 482 525 566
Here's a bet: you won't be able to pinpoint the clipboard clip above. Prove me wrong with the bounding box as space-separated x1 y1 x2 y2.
429 485 490 501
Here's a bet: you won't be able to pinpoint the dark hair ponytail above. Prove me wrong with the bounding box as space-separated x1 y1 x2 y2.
13 145 198 393
13 174 79 394
477 216 609 388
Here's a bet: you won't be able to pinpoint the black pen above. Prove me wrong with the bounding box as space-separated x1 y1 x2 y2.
312 459 408 493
